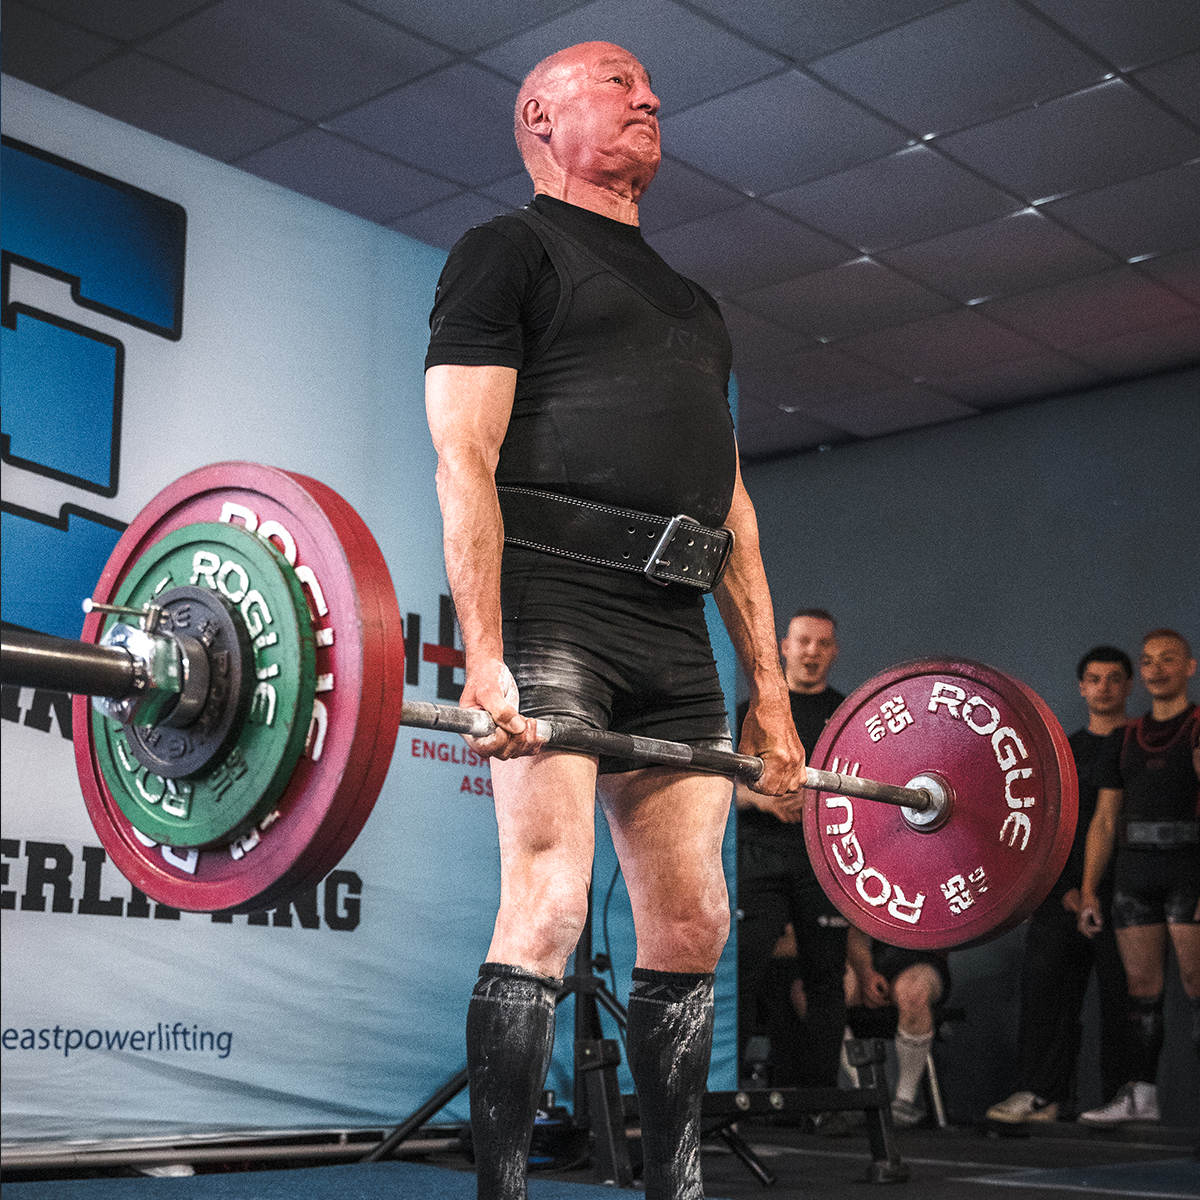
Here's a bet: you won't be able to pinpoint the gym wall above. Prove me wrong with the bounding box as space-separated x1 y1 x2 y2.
0 76 741 1142
741 369 1200 1121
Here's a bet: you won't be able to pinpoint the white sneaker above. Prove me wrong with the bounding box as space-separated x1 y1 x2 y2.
986 1091 1059 1123
1078 1082 1160 1126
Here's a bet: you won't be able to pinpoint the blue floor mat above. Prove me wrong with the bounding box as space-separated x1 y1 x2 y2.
0 1160 668 1200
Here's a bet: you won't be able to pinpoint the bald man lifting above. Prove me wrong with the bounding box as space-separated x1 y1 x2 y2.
424 42 805 1200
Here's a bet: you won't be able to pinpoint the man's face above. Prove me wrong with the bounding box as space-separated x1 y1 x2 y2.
781 617 838 690
1140 636 1196 702
541 44 661 195
1078 660 1131 718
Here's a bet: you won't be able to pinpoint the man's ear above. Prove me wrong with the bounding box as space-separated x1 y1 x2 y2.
520 97 552 140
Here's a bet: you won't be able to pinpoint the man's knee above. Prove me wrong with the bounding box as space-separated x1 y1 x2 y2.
650 899 730 970
501 879 590 962
892 966 940 1029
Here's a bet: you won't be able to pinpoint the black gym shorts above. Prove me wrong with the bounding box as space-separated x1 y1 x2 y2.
1112 847 1200 929
500 545 732 774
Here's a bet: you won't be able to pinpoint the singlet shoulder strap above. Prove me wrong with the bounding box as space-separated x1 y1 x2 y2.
506 207 579 366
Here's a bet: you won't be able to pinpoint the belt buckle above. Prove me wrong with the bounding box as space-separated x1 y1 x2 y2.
644 513 693 587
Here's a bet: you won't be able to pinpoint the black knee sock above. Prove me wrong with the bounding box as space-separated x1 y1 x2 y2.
1189 995 1200 1063
1126 993 1164 1084
466 962 560 1200
625 968 715 1200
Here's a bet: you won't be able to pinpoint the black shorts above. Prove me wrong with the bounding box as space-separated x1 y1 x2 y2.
872 944 952 1004
501 546 731 773
1112 847 1200 929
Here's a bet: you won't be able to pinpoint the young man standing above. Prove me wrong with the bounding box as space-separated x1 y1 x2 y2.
736 610 848 1091
1076 631 1199 1124
987 647 1132 1124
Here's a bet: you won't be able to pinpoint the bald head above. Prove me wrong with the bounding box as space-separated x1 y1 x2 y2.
513 41 661 222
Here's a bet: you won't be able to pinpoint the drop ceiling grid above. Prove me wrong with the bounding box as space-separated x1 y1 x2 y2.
2 0 1197 457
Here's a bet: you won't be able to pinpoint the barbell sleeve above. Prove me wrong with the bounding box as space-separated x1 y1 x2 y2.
1 628 138 700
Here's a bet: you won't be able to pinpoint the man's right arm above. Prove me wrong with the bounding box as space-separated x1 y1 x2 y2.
1077 786 1121 936
425 363 542 758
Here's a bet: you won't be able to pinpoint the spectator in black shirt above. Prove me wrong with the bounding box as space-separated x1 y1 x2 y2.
736 610 848 1091
986 646 1131 1125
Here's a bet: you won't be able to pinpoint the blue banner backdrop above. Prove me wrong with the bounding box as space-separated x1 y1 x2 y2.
0 76 738 1144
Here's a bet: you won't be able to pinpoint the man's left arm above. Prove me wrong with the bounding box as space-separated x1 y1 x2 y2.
713 456 806 799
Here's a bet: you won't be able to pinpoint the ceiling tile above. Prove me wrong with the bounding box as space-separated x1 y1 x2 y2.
1026 0 1200 70
878 208 1118 302
734 257 955 341
1132 52 1200 129
0 2 117 89
735 343 902 408
646 202 850 297
662 70 907 196
479 172 536 209
839 308 1046 376
736 408 856 460
809 0 1106 137
765 145 1022 253
141 0 452 121
635 156 744 235
353 0 584 54
328 62 524 186
1041 161 1200 261
937 79 1200 203
684 0 958 64
16 0 213 40
387 191 514 251
981 267 1199 349
919 351 1106 405
234 129 459 223
805 383 977 438
475 0 784 112
1138 249 1200 306
1070 319 1200 377
60 52 303 161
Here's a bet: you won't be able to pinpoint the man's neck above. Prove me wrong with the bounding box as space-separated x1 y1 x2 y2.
787 675 827 696
530 173 641 225
1150 693 1191 722
1087 712 1126 736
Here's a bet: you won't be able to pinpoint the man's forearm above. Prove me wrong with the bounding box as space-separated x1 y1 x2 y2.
435 456 506 666
1080 793 1119 899
712 478 789 714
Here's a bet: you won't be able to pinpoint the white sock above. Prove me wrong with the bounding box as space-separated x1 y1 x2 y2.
894 1028 934 1104
840 1026 859 1088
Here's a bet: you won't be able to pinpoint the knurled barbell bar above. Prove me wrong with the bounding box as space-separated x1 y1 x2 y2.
1 462 1077 945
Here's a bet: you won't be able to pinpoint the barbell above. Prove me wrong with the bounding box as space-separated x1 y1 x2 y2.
1 462 1077 947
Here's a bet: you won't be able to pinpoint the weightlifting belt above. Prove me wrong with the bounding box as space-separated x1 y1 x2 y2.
1123 820 1200 848
496 486 733 591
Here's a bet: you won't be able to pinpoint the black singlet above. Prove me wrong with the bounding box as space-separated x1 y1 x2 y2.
1108 704 1200 824
426 194 736 529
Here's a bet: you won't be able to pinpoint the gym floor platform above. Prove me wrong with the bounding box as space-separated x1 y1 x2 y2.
4 1119 1197 1200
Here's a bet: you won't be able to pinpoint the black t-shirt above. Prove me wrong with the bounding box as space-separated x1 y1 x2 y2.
736 686 845 840
1056 726 1124 898
425 194 736 528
